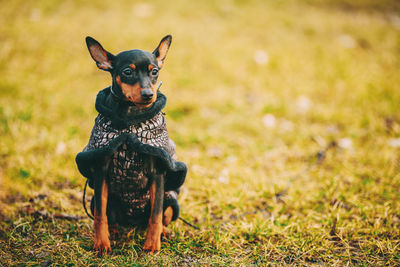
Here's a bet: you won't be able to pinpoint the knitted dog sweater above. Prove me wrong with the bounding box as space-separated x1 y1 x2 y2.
76 87 187 226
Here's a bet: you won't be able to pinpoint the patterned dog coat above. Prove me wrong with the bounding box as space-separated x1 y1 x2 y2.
76 87 187 226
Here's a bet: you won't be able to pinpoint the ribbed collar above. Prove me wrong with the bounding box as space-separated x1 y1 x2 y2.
94 86 166 129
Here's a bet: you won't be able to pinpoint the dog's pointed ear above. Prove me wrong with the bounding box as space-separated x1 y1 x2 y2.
85 36 115 71
153 35 172 69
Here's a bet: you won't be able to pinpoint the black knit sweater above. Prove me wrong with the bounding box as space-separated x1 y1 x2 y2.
76 87 187 225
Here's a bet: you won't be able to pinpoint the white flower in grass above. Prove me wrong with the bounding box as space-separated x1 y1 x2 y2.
218 169 230 184
338 34 356 49
262 114 276 128
56 142 66 155
296 95 312 113
338 138 353 149
389 138 400 148
254 50 269 65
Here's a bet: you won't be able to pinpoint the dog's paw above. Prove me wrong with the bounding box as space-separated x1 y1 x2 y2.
94 225 111 256
94 237 111 256
143 223 162 253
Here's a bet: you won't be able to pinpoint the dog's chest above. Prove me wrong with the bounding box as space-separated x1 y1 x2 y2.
84 111 176 215
103 112 173 201
108 144 148 192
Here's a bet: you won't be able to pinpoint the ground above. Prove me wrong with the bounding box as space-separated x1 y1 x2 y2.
0 0 400 265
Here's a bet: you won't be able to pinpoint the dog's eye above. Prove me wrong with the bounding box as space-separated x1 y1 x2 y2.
151 68 159 76
122 68 133 76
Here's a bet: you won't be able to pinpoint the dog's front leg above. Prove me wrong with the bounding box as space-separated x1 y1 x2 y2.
143 157 165 253
93 159 111 255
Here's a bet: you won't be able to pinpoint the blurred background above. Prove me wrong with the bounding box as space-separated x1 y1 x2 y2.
1 0 400 265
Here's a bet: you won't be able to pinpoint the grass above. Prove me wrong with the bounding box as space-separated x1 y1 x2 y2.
1 0 400 265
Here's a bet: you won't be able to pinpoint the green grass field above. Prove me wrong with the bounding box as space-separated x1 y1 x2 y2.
1 0 400 265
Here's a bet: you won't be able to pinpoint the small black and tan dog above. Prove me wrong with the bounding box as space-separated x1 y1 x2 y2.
76 35 187 255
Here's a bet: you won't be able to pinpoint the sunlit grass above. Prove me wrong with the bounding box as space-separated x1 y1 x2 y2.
1 0 400 265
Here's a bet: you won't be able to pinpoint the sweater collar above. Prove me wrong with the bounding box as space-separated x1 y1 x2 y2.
94 86 166 129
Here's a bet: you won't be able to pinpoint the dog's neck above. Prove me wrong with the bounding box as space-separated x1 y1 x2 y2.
105 85 153 118
94 85 166 129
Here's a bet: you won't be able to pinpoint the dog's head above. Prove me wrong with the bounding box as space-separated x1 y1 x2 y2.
86 35 172 108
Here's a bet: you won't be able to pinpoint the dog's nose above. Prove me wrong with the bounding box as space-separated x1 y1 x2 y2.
141 89 153 101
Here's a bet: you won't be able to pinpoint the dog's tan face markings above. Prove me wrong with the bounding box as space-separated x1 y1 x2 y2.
116 75 141 103
116 75 157 108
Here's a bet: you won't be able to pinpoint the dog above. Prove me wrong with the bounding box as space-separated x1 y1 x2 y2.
76 35 187 255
